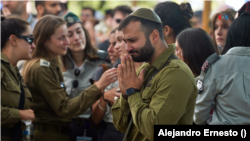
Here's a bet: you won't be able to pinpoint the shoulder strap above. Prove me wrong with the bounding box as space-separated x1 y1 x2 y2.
197 53 220 94
13 76 26 141
145 54 178 88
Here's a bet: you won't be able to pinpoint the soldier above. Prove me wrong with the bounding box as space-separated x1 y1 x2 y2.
1 16 35 141
112 8 198 141
22 15 117 141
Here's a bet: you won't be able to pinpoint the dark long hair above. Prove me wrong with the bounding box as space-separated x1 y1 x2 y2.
61 23 99 71
221 13 250 54
176 28 215 76
154 2 193 38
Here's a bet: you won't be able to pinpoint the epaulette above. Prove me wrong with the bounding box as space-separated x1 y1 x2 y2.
40 59 50 67
201 53 220 73
97 50 108 60
197 53 220 94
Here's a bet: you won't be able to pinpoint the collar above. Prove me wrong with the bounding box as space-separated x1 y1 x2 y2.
226 47 250 56
67 53 95 69
151 44 176 70
1 52 10 64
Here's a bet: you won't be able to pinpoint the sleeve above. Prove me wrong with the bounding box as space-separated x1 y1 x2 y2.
193 72 216 125
89 66 104 84
34 67 102 119
111 94 131 133
127 68 196 140
1 106 20 125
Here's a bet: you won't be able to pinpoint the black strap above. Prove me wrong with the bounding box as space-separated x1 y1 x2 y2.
12 77 26 141
145 54 179 88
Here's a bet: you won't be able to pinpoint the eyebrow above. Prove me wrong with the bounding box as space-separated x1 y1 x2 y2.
68 27 81 33
125 37 137 41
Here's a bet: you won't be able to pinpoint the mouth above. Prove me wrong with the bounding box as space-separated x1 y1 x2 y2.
109 55 116 60
74 43 81 46
216 38 224 41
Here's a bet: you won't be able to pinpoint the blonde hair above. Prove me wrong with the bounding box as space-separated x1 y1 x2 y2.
22 15 66 83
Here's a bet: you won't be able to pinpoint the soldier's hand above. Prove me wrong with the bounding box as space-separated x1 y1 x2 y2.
95 68 118 90
2 7 11 17
118 54 145 96
19 109 35 122
103 87 121 104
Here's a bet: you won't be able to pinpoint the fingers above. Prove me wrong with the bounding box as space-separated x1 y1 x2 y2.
138 68 145 82
121 55 127 76
2 7 11 16
125 54 132 74
129 55 136 75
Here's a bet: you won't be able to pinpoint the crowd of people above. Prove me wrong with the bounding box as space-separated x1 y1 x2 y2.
1 1 250 141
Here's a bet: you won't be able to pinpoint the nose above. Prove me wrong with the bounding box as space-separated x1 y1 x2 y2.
216 27 222 35
108 45 114 53
31 43 36 49
65 37 70 45
126 43 132 53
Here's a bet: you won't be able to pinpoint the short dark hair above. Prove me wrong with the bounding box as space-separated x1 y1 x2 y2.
118 16 164 40
1 15 29 49
154 2 193 38
111 5 133 18
82 7 95 16
176 28 215 76
35 1 45 9
222 13 250 54
193 10 203 22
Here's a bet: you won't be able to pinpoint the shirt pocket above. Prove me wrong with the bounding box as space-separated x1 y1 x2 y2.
2 80 20 93
142 86 156 104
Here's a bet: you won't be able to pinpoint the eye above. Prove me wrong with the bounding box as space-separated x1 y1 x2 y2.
68 33 72 37
77 30 81 34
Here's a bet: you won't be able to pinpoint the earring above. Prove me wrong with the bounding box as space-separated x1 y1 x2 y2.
165 34 168 38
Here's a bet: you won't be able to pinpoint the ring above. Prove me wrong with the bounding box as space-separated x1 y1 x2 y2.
114 96 118 101
116 88 120 92
111 72 113 75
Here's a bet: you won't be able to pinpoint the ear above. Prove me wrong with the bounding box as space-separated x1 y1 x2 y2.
36 5 44 15
151 29 160 44
9 35 17 47
163 25 171 37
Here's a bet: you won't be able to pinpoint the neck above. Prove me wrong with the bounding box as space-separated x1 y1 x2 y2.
20 10 29 21
165 35 176 45
36 14 42 20
135 62 143 71
2 47 19 67
71 51 85 67
148 41 168 65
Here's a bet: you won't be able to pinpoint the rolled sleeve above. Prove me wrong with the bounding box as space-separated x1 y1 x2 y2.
112 93 130 133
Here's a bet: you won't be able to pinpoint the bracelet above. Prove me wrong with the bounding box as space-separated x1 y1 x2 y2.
98 101 105 111
103 94 109 102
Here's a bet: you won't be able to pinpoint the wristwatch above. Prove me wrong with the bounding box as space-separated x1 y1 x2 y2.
126 87 140 96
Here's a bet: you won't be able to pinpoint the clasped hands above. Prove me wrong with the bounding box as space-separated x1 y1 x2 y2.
118 54 145 99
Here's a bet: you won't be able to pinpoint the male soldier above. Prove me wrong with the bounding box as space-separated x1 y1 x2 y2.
112 8 198 141
2 1 36 28
33 1 62 29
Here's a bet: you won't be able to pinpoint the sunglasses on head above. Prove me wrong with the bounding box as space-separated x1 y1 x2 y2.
72 68 80 88
115 19 122 24
16 35 34 45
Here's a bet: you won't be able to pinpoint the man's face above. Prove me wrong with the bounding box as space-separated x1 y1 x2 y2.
111 11 127 30
80 9 94 23
43 1 62 16
2 1 26 15
123 21 154 62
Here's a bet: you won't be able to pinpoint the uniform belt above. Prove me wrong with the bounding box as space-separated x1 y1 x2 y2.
1 127 18 138
105 123 117 131
34 123 70 135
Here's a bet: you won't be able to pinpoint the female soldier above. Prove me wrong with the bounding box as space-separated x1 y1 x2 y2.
154 2 193 45
61 12 108 141
22 15 117 141
211 9 236 54
1 16 35 140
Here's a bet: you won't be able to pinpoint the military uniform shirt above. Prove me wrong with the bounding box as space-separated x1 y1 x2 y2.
1 52 32 129
26 58 102 124
112 44 198 141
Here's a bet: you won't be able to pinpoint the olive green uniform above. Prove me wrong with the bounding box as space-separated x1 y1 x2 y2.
25 58 102 141
1 53 32 141
112 45 198 141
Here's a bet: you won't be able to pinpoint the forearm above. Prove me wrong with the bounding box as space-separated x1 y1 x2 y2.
91 97 107 125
